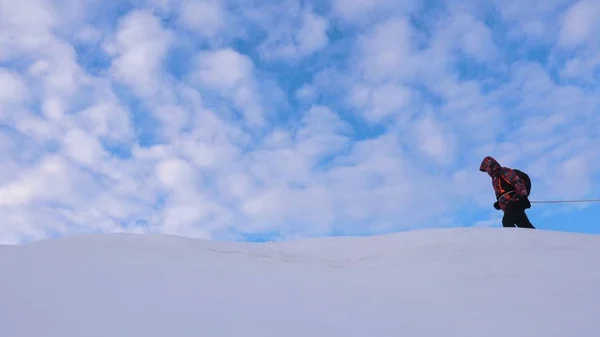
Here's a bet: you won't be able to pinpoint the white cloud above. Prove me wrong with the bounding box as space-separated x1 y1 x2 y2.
148 0 175 12
349 83 414 124
560 55 600 83
152 154 230 237
62 128 107 167
259 7 329 62
194 48 253 90
295 10 329 55
0 0 57 36
34 40 85 99
331 0 418 24
155 157 200 189
0 155 75 207
555 1 600 83
105 9 173 97
0 0 599 244
76 99 134 144
294 105 352 160
0 69 29 107
193 48 266 126
557 0 600 48
177 0 228 38
41 96 64 121
295 83 317 102
15 115 60 144
0 0 60 65
75 25 103 44
412 115 457 166
489 0 573 42
355 17 418 83
452 13 500 63
555 155 593 197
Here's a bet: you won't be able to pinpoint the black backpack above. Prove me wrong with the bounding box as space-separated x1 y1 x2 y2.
513 169 531 196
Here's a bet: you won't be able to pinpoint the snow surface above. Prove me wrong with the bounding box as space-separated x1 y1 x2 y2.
1 227 600 337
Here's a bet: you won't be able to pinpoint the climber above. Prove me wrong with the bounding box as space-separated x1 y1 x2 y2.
479 156 535 229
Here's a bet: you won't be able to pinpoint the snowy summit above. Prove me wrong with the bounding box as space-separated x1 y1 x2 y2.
1 227 599 337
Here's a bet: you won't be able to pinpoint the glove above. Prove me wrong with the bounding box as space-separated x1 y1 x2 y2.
493 201 500 210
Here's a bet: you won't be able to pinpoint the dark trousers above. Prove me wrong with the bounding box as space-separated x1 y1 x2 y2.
502 202 535 229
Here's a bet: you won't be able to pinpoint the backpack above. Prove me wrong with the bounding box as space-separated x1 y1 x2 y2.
513 169 531 196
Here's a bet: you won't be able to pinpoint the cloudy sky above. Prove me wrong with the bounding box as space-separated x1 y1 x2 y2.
0 0 599 244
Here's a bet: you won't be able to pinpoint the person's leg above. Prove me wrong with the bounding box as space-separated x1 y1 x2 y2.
514 208 535 229
504 201 535 229
502 209 516 227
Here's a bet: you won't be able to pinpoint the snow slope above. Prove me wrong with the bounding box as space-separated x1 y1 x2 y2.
1 227 599 337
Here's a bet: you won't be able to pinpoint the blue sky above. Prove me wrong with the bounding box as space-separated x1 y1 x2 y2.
0 0 599 244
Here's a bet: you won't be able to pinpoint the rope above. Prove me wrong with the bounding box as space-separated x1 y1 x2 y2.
530 199 600 204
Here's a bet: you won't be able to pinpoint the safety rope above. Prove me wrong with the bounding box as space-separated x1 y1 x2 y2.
530 199 600 204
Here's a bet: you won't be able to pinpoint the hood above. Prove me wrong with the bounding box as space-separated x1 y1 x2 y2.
479 156 501 177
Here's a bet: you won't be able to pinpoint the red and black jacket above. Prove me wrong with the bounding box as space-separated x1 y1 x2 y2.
479 156 528 210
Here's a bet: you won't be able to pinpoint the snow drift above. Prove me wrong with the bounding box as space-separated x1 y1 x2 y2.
1 227 599 337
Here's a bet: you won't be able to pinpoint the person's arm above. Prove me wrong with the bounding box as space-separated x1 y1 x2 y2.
502 169 528 197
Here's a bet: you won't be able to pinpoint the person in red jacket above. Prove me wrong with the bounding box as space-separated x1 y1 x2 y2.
479 156 535 229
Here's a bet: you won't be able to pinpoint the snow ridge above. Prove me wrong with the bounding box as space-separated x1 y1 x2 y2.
1 227 599 337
